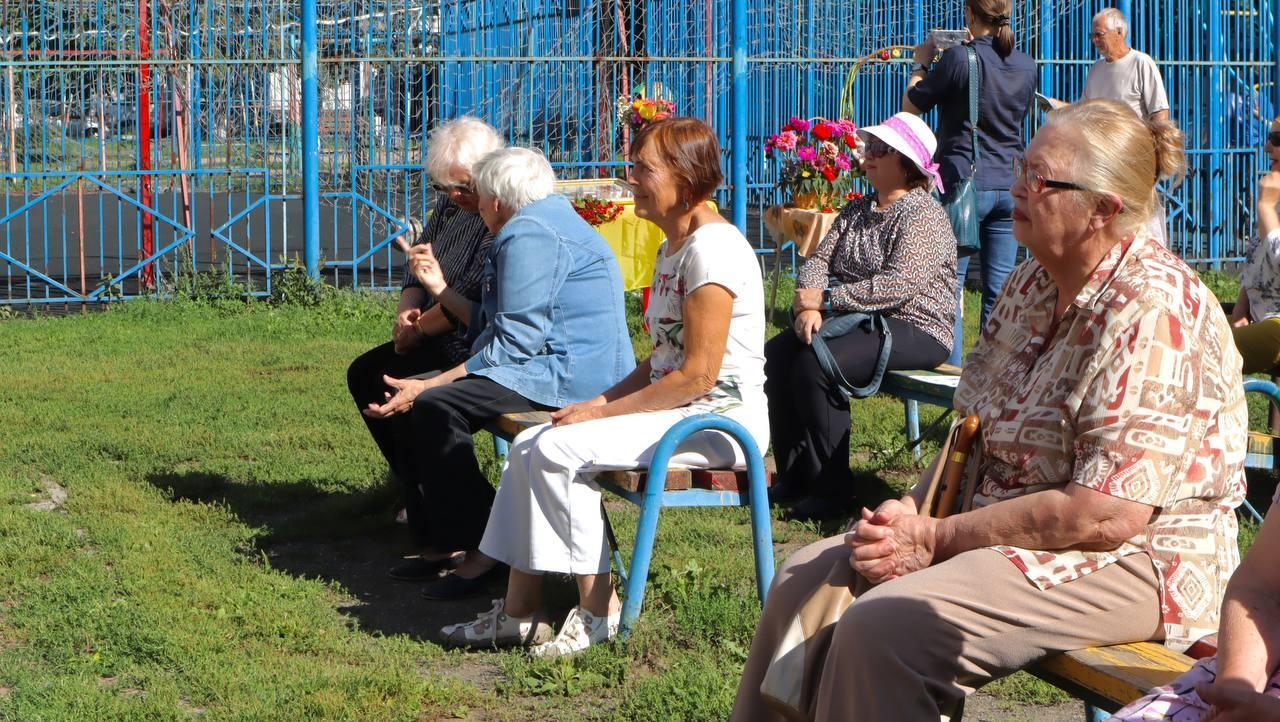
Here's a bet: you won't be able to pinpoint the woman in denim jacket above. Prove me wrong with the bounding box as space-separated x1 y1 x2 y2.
367 147 634 600
441 118 770 657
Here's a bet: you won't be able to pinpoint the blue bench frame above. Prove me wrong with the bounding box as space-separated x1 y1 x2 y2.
490 413 775 637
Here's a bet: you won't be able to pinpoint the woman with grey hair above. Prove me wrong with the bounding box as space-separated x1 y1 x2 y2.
440 118 769 657
346 115 503 582
367 146 635 600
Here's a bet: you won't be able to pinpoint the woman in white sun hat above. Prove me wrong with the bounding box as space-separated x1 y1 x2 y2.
766 111 957 523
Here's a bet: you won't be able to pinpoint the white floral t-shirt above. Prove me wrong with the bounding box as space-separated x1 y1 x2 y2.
644 222 767 412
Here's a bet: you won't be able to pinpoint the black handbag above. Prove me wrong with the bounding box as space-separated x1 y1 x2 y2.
940 45 981 257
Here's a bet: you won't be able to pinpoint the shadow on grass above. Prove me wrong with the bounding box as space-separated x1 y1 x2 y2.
146 469 496 642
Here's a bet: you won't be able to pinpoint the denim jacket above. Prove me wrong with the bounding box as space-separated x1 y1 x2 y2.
463 195 635 407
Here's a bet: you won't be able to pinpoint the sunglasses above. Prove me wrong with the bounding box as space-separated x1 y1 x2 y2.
1013 158 1092 194
1267 131 1280 147
430 181 475 195
864 140 897 158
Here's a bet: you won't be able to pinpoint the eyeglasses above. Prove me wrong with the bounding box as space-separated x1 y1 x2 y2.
1267 131 1280 147
1013 158 1091 194
864 140 896 158
430 181 475 195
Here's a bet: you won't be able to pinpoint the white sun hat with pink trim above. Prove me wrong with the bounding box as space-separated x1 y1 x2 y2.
856 112 945 194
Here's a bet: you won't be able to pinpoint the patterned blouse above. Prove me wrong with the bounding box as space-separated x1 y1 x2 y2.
797 188 957 351
1239 228 1280 322
953 233 1247 652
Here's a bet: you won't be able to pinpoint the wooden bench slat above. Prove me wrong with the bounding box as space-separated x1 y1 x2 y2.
1031 642 1193 710
486 411 772 492
600 468 691 492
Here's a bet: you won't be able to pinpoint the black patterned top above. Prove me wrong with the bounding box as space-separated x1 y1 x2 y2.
797 188 957 350
401 195 493 364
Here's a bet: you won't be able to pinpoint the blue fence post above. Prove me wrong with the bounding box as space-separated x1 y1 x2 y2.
301 0 321 280
1039 0 1054 99
1208 0 1224 269
730 0 748 233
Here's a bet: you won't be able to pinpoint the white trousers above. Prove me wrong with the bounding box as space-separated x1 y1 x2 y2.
479 405 769 576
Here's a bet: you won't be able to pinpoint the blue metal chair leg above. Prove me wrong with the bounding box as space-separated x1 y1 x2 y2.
492 435 509 461
617 414 774 638
905 399 921 464
1084 702 1109 721
619 471 664 638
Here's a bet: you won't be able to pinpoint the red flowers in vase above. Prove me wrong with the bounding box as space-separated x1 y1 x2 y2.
764 116 864 211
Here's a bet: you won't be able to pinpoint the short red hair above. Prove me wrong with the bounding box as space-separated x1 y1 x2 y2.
629 117 724 203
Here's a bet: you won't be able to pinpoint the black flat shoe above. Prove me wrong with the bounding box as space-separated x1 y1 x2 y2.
388 555 462 582
767 482 806 506
779 495 849 524
421 563 509 601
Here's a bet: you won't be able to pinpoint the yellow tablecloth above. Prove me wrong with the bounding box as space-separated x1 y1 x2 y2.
595 201 665 291
593 200 718 291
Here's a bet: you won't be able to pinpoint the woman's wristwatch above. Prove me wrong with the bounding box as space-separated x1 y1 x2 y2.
821 288 833 311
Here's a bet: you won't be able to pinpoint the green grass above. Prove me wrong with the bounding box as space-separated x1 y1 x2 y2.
0 274 1262 719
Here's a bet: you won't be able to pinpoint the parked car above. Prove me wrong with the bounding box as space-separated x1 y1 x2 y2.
68 95 173 140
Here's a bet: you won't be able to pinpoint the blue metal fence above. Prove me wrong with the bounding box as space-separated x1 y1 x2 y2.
1 0 1276 305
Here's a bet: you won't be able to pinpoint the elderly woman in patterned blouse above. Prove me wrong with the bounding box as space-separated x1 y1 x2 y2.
766 112 957 522
733 99 1247 721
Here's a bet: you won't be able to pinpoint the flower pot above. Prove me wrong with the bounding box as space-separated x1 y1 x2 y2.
790 192 821 210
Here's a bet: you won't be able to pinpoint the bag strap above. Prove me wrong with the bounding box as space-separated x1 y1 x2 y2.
809 312 893 399
966 45 980 173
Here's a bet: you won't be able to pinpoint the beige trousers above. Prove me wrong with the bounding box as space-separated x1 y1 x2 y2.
732 536 1163 722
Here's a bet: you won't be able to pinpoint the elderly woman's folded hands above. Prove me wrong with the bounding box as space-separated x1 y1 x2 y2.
846 499 938 584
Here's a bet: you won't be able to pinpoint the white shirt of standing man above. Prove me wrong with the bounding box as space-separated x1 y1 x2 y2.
1081 8 1169 122
1044 9 1169 123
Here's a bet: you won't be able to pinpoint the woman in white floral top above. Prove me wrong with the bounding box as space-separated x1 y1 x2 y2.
440 118 768 657
1230 117 1280 378
734 101 1245 722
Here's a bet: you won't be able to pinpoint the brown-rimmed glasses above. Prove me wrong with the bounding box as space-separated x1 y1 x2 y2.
1013 158 1091 194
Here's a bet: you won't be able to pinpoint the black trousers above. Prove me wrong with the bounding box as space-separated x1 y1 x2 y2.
764 318 949 501
401 376 547 552
348 339 457 481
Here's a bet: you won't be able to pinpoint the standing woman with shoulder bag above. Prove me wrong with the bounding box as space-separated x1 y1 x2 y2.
902 0 1037 366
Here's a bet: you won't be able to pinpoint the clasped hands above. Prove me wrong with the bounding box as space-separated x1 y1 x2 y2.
392 306 424 353
846 498 939 584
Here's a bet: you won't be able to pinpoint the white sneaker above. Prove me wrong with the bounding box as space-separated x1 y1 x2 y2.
529 606 620 658
440 598 554 649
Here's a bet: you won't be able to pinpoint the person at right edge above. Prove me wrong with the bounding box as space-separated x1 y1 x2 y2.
901 0 1036 367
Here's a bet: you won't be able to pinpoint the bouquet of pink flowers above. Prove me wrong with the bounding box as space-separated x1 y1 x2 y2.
618 95 676 132
764 117 863 212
